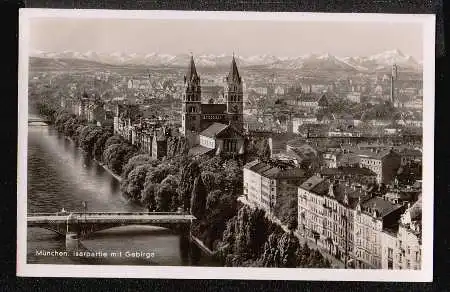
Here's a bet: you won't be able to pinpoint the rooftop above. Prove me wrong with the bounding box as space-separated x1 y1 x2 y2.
199 122 229 138
361 196 402 218
188 145 214 157
320 167 377 177
245 160 306 179
201 104 227 114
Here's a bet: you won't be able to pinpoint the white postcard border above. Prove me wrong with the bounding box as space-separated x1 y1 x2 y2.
17 9 435 282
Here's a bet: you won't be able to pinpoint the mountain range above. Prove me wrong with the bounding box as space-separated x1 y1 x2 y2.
30 49 422 72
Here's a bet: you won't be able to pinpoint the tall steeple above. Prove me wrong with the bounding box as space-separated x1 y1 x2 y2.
225 54 244 131
181 54 202 136
227 53 241 84
186 53 199 82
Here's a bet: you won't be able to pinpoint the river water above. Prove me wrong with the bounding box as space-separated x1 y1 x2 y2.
26 119 216 266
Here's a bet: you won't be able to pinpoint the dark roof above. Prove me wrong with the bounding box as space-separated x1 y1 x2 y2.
356 148 400 160
396 148 422 157
300 176 370 208
299 92 321 102
361 196 401 218
201 104 227 114
320 167 377 177
215 125 244 138
245 160 306 179
199 123 229 138
227 56 241 83
300 176 326 192
332 183 369 209
186 55 199 81
188 145 214 157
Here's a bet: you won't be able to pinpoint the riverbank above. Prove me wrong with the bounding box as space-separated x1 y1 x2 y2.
63 136 123 182
190 235 215 256
95 159 123 182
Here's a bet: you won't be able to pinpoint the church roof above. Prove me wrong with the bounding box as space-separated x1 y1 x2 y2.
186 55 199 81
199 122 229 138
227 55 241 83
188 145 215 157
201 104 227 114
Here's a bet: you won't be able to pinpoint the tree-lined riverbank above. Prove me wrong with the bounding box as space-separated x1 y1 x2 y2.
35 103 331 268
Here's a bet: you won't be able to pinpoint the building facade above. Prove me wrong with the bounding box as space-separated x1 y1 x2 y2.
244 160 306 215
359 149 401 184
181 55 244 138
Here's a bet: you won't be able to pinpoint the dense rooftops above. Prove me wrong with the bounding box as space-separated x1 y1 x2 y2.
244 160 306 180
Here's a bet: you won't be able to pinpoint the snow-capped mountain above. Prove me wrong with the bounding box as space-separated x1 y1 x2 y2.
29 49 422 72
342 49 420 71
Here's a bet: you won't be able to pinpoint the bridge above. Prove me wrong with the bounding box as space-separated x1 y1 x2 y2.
28 117 51 124
28 211 197 239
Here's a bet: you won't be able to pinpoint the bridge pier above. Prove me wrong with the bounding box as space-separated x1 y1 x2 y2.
65 232 80 252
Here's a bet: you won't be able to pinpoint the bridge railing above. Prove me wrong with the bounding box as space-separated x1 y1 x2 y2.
28 211 191 216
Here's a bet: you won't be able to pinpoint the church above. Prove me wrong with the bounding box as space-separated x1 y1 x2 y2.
182 55 245 156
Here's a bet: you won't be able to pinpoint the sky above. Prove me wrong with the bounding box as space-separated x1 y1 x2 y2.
29 17 424 60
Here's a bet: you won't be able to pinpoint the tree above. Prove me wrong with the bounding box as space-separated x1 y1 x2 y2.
178 160 200 210
205 189 223 210
102 142 137 175
93 130 113 161
104 135 123 150
190 176 207 219
257 139 271 161
121 164 152 201
141 182 157 211
278 232 300 267
155 175 179 211
79 126 104 155
259 232 282 267
122 154 158 178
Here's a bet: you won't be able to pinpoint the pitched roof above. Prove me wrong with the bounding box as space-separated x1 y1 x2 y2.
188 145 214 157
299 92 322 102
201 104 227 114
300 176 370 208
361 196 402 218
320 167 377 177
245 160 306 179
360 149 400 160
199 123 229 138
300 175 326 192
215 125 244 138
186 55 199 81
227 56 241 83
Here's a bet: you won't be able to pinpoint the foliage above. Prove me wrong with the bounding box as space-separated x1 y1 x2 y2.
93 130 113 161
121 164 153 201
155 174 180 211
190 176 207 219
122 154 158 178
178 160 200 210
103 142 137 175
79 125 104 155
273 193 298 231
257 139 272 161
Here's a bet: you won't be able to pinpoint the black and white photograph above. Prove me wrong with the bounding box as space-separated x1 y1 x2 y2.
17 9 435 281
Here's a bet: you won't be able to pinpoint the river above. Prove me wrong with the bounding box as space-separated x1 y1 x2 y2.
26 118 217 266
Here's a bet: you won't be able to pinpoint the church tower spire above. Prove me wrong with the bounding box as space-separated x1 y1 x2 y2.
181 54 202 136
225 54 243 131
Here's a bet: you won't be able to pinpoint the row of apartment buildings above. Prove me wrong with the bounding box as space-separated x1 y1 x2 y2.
243 159 422 270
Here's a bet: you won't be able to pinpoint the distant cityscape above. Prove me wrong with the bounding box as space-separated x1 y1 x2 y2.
29 45 423 270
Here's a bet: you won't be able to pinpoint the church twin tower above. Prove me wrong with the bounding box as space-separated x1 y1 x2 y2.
181 55 244 136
